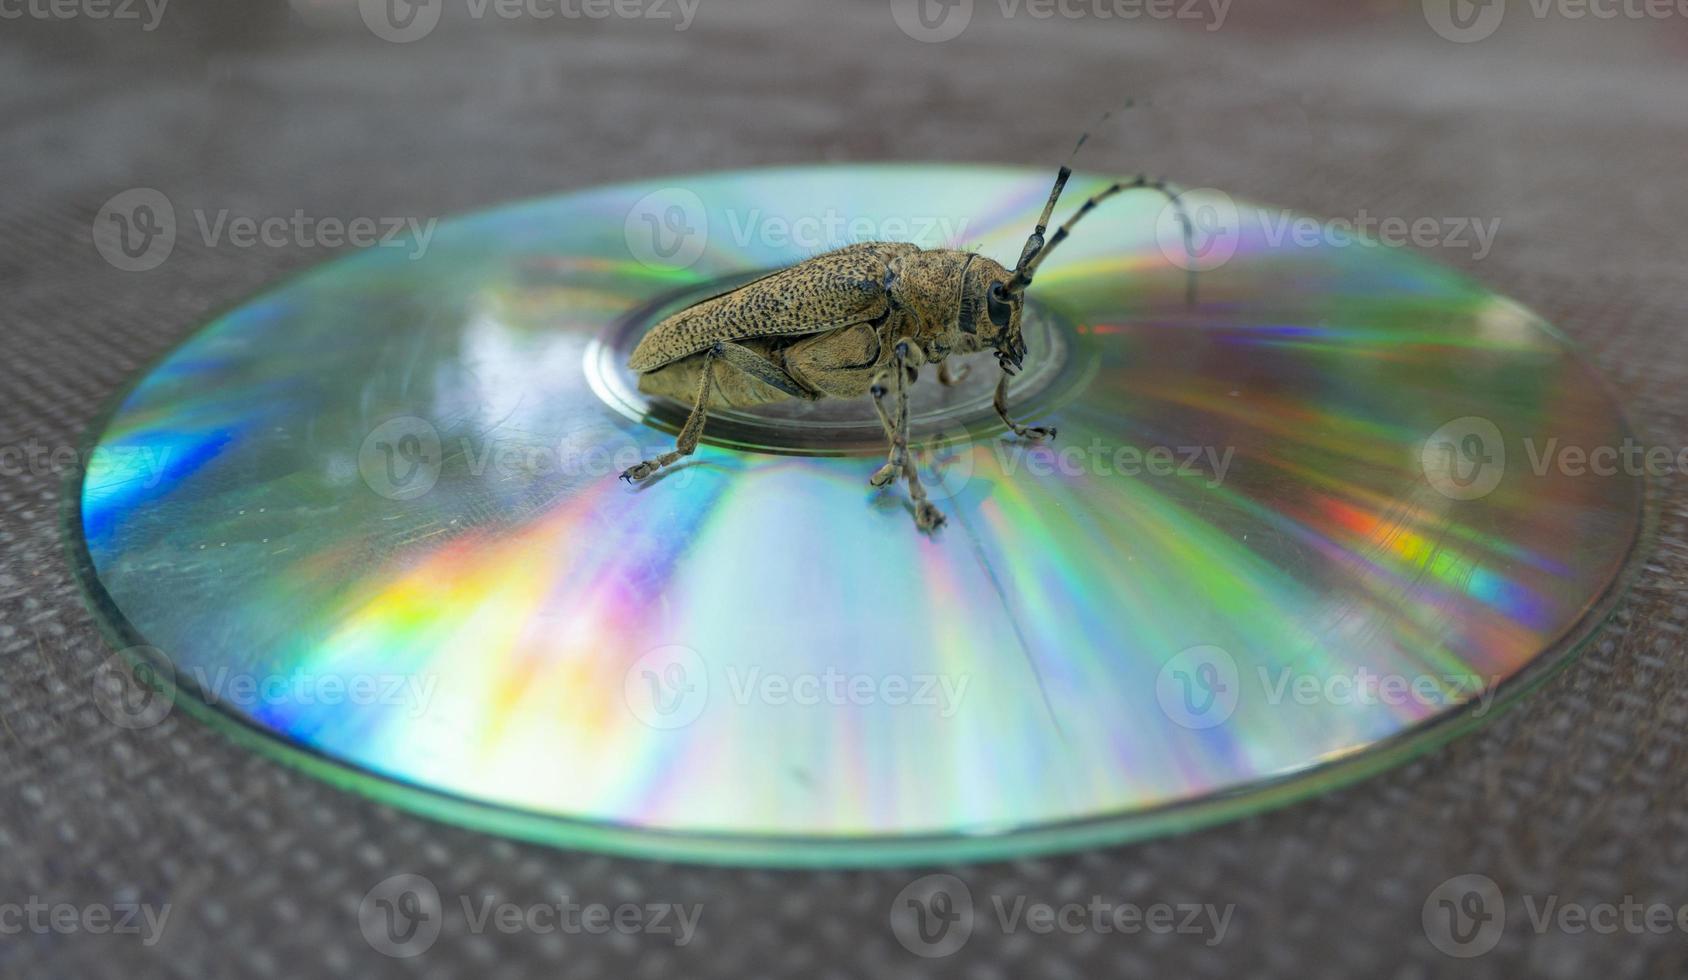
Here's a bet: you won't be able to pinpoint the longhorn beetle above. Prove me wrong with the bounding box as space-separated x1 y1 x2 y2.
621 157 1195 531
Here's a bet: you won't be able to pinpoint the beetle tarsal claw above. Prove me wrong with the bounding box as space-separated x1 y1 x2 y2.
914 501 947 532
620 460 660 482
869 462 899 488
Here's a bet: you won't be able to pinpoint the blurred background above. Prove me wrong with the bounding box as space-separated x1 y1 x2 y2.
4 1 1687 976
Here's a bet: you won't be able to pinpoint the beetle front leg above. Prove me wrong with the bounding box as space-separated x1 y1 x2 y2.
993 371 1057 441
621 346 718 482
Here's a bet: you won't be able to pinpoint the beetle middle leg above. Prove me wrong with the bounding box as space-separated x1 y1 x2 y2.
937 359 969 386
867 338 920 488
868 339 944 531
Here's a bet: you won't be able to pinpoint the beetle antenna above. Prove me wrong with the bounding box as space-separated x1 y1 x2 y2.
1010 175 1197 308
1012 164 1073 275
1009 104 1141 292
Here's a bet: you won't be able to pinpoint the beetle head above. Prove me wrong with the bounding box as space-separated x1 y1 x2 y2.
957 255 1027 374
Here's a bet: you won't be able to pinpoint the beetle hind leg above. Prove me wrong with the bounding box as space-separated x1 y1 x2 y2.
621 347 719 483
622 341 817 483
937 359 969 386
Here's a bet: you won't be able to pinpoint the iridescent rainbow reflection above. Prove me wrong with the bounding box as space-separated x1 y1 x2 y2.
78 166 1644 860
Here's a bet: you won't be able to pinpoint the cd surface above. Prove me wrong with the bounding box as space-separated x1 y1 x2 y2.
75 166 1646 865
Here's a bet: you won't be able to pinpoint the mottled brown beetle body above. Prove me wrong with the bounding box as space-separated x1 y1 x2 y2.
621 164 1193 532
630 244 1006 404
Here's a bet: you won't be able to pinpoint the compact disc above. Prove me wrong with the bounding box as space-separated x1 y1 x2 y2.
74 166 1647 865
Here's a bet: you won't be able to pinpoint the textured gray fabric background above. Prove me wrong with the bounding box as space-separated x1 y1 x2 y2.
3 1 1687 976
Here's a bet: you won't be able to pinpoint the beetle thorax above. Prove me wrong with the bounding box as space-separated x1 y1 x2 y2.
886 249 994 359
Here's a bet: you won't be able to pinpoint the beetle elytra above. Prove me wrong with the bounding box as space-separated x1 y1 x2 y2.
621 162 1194 532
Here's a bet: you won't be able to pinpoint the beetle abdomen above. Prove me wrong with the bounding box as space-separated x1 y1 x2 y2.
626 242 918 372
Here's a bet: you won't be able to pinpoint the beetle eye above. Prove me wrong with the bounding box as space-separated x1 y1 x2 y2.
986 282 1013 328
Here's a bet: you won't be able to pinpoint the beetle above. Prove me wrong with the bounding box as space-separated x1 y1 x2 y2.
620 161 1194 531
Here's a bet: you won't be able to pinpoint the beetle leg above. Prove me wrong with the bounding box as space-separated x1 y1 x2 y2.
869 340 945 531
868 339 918 487
621 346 719 482
993 371 1057 441
867 371 899 488
902 451 945 532
712 341 818 401
937 358 970 387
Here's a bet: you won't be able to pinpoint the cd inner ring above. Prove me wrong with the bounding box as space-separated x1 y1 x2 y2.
583 270 1081 456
